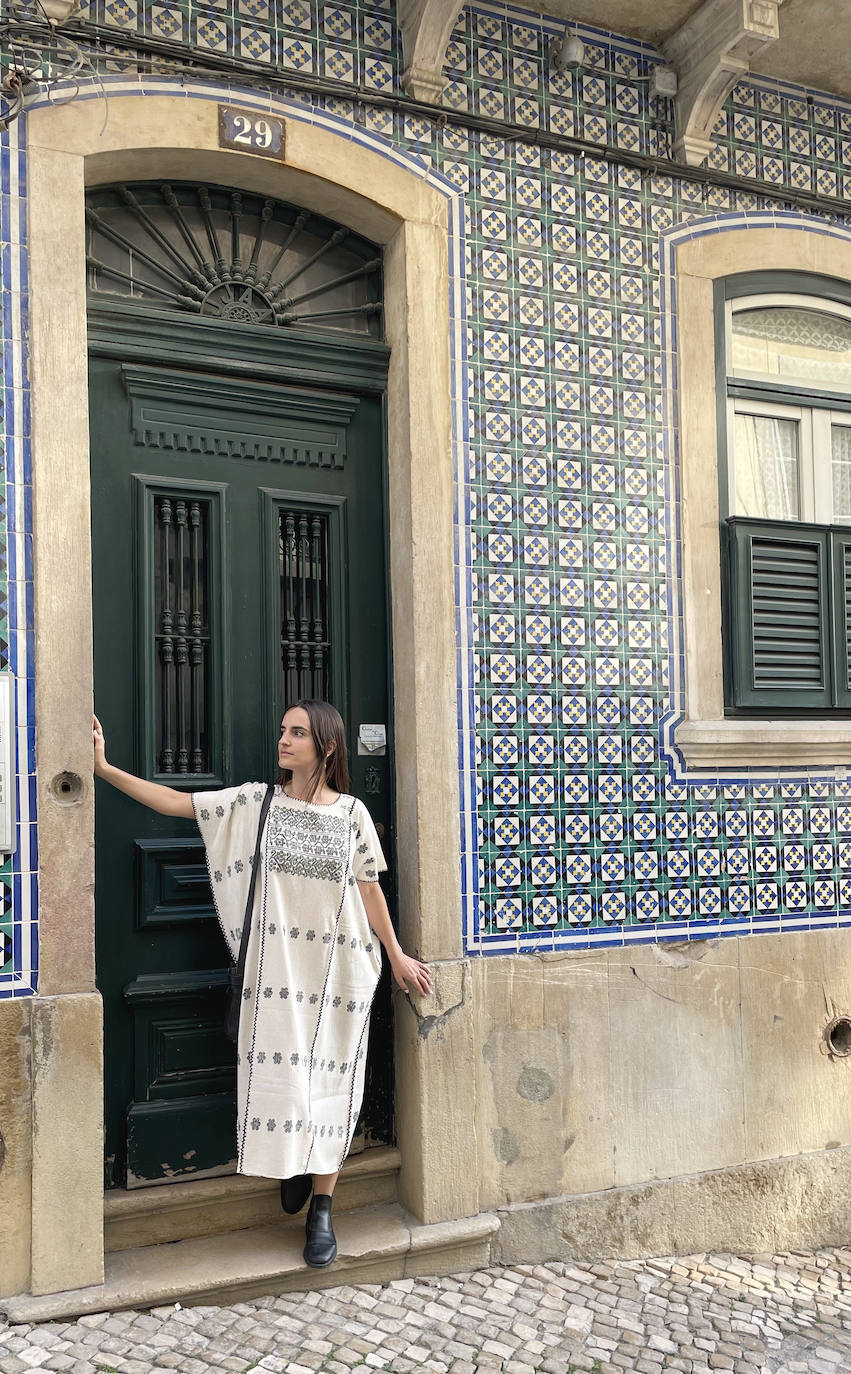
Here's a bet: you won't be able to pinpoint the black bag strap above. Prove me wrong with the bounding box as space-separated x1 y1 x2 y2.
234 784 274 976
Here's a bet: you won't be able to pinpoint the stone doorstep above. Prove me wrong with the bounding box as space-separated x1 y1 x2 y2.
0 1204 500 1323
104 1145 402 1253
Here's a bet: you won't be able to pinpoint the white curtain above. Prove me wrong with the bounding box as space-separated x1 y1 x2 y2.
833 424 851 522
733 413 798 520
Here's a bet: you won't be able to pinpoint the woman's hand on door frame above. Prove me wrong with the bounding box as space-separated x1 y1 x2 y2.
389 950 432 998
358 879 432 998
93 714 108 777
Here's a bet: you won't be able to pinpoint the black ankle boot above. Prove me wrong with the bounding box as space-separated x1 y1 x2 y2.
280 1174 312 1215
303 1192 337 1267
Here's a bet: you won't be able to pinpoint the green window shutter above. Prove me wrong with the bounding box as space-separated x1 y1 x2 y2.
830 529 851 709
726 518 832 710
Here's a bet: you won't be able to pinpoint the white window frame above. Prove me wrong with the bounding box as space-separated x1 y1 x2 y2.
726 294 851 527
727 396 809 521
726 400 851 528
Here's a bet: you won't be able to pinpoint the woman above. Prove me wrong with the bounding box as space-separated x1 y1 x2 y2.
92 700 432 1269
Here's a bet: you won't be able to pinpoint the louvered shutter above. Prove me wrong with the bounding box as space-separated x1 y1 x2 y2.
726 518 831 710
831 529 851 709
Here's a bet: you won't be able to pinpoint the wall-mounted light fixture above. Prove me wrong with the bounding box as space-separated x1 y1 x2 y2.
548 26 679 100
550 29 586 72
40 0 81 21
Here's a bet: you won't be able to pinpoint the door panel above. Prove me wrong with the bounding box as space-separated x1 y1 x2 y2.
139 480 228 786
91 349 393 1188
135 839 213 929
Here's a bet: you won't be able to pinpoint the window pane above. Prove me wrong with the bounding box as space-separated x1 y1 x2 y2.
833 424 851 522
733 413 800 520
731 307 851 393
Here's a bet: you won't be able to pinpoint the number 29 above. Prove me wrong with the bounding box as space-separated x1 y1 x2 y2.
232 114 274 149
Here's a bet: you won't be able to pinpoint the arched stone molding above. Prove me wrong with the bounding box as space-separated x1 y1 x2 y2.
663 0 784 166
23 83 475 1296
659 213 851 775
398 0 463 100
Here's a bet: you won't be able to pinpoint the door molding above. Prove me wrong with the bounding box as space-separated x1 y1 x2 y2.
122 362 361 468
25 83 472 1291
88 300 392 391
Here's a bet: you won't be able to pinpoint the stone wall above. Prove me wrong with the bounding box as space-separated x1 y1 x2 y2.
0 1000 31 1297
474 930 851 1208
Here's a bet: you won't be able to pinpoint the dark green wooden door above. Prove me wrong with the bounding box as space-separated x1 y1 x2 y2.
90 342 393 1188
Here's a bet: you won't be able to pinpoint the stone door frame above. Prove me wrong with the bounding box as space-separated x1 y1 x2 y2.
24 87 475 1296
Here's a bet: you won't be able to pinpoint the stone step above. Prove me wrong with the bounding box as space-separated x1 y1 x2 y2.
104 1145 401 1252
1 1203 500 1322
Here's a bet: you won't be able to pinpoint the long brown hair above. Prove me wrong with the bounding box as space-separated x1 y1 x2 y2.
277 699 350 801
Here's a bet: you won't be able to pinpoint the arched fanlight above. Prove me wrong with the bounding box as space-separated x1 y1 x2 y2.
85 182 383 338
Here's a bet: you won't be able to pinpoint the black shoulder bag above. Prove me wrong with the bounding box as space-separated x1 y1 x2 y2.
224 784 274 1043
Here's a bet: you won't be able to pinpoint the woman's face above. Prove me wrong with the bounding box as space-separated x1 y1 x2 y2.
278 707 320 774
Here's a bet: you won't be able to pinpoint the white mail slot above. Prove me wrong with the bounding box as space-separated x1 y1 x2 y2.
358 723 386 755
0 674 15 855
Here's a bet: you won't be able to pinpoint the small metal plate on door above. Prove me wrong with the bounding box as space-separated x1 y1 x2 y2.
358 723 386 755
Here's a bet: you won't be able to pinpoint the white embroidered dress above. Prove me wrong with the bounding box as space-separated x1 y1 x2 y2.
192 783 386 1178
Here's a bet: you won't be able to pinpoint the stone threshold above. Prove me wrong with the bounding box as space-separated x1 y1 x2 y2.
104 1146 402 1252
1 1204 500 1323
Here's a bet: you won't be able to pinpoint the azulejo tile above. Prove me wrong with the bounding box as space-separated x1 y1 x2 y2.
475 12 502 41
698 887 723 918
784 882 810 912
322 5 352 39
531 895 559 927
279 35 315 68
149 5 184 38
814 880 838 908
600 890 627 924
478 88 506 121
105 0 138 26
530 814 557 847
362 56 394 89
0 922 11 976
530 852 558 886
280 0 313 29
364 106 393 134
442 79 469 110
9 17 851 979
239 25 272 59
362 13 392 48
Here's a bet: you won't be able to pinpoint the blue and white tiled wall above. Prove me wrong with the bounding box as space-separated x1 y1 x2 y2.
3 0 851 995
0 127 35 997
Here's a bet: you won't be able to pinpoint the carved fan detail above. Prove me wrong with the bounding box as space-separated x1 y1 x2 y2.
86 183 383 336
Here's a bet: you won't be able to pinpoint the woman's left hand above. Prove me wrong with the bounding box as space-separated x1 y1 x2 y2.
390 951 432 997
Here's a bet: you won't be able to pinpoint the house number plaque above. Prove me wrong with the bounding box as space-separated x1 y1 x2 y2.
218 106 285 160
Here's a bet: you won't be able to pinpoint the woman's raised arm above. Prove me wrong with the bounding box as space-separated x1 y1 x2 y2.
93 714 196 819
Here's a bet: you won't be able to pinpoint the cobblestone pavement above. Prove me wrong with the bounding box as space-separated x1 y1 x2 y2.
2 1251 851 1374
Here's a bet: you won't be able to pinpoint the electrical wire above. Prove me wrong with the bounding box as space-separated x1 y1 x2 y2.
2 11 850 224
0 5 89 127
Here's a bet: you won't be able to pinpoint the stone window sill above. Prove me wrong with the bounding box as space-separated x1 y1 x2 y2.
675 718 851 771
